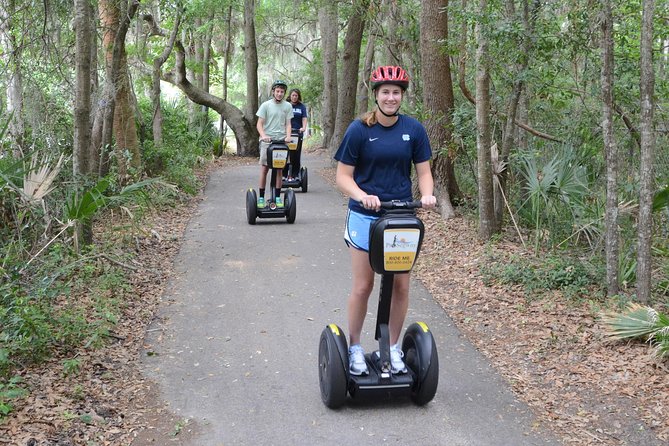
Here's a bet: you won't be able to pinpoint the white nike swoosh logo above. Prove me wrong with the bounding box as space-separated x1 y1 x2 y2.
369 137 379 141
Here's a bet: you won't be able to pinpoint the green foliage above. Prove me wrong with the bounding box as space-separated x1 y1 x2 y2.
0 375 28 418
138 98 214 194
65 178 110 223
62 357 81 377
480 253 604 301
0 241 127 377
653 184 669 212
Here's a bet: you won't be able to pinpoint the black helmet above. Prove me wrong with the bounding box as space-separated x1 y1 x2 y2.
271 80 288 91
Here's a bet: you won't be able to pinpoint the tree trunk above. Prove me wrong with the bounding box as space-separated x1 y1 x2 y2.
97 0 140 179
151 13 181 147
220 5 233 149
163 41 257 156
601 0 619 297
97 0 118 176
329 0 370 156
420 0 456 219
357 33 376 116
637 0 656 303
74 0 93 177
319 1 338 150
114 0 140 178
475 0 496 240
88 12 101 171
0 0 25 154
243 0 259 130
114 55 140 179
201 17 214 116
73 0 94 246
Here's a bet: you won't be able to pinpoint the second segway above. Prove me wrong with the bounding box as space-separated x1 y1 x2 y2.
246 140 296 225
282 132 308 193
318 200 439 408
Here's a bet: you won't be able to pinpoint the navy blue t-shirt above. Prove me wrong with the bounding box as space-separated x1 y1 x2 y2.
291 103 308 132
334 114 432 215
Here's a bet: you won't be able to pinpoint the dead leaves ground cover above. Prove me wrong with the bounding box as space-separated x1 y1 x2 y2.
412 210 669 446
1 155 667 445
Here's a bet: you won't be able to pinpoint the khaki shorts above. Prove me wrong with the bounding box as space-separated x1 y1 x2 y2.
258 141 271 166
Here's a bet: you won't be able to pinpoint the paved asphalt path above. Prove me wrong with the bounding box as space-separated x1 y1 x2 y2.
140 151 560 446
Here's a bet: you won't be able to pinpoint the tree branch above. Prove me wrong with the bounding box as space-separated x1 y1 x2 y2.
613 102 641 148
142 13 166 37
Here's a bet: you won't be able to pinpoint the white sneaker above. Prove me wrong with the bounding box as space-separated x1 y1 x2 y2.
390 344 407 374
348 344 369 376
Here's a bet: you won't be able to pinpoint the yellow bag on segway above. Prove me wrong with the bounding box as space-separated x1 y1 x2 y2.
268 144 288 169
368 212 424 274
287 136 299 151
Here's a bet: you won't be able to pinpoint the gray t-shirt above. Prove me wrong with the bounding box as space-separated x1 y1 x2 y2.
256 99 294 140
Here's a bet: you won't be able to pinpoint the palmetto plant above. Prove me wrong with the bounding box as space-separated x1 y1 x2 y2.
601 303 669 360
517 147 590 251
22 153 65 205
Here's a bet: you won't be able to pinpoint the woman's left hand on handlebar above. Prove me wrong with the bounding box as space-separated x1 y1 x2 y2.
360 194 381 212
421 195 437 209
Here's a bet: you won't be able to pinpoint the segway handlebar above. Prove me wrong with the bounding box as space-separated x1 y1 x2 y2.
379 200 423 210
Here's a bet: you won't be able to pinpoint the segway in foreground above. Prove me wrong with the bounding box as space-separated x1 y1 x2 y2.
282 131 308 193
318 200 439 408
246 140 296 224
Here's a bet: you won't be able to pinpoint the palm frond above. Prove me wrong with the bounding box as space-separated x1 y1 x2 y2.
600 303 664 339
22 153 65 204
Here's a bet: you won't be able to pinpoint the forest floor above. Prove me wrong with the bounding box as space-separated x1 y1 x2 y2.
1 151 668 446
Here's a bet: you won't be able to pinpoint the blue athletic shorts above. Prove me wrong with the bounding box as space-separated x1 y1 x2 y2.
344 209 379 252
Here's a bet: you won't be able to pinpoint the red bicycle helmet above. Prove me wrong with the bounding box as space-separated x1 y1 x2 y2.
370 65 409 91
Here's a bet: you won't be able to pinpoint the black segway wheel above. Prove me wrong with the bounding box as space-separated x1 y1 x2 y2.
285 189 296 224
245 189 257 225
402 322 439 405
300 167 308 193
318 324 348 408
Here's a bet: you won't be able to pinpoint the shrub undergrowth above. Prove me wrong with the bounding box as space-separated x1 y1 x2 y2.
0 97 217 418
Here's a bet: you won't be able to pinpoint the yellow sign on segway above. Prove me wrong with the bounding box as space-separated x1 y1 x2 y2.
271 149 288 169
287 136 298 151
382 228 421 272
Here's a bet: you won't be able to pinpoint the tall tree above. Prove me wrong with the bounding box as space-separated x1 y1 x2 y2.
73 0 95 246
74 0 93 176
219 4 234 148
0 0 24 153
637 0 656 303
243 0 259 129
329 0 370 155
95 0 140 179
475 0 495 239
357 32 376 116
419 0 456 218
601 0 619 296
111 0 140 180
319 1 338 151
145 10 182 147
